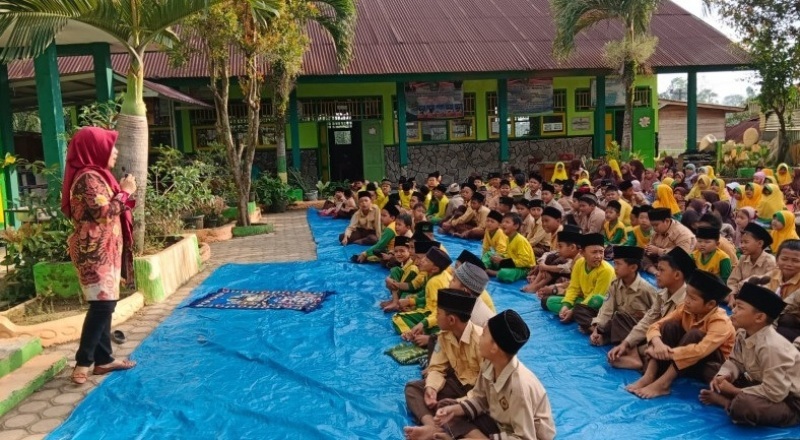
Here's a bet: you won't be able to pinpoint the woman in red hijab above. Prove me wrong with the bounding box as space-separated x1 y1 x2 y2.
62 127 138 384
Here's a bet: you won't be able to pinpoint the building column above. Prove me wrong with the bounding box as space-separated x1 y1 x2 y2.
34 44 67 174
498 79 509 163
687 71 698 153
289 89 301 170
593 75 606 157
92 43 113 103
0 64 19 226
396 82 408 168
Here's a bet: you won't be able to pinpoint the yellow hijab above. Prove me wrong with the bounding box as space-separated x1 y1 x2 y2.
763 169 775 178
703 165 716 179
770 210 799 253
711 178 730 201
579 169 590 181
757 183 785 222
740 183 762 209
687 175 711 200
661 177 675 188
552 162 568 182
653 184 681 215
608 160 622 180
576 178 592 189
777 163 793 186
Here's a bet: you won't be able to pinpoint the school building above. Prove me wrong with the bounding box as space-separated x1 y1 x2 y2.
1 0 749 212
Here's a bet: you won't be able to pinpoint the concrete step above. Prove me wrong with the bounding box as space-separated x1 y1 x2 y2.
0 336 42 380
0 353 67 417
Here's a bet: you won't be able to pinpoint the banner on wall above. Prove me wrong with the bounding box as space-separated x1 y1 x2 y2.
591 77 626 107
405 81 464 121
507 78 554 114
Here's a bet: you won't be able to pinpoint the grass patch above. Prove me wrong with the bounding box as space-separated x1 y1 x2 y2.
232 224 274 237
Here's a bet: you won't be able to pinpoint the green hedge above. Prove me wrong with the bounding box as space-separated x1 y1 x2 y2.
232 224 274 237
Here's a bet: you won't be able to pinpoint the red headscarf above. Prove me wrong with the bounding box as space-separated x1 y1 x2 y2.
62 127 134 284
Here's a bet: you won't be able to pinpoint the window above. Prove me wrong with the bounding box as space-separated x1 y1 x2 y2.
634 87 651 107
333 130 352 145
553 89 567 112
300 97 383 122
575 89 592 111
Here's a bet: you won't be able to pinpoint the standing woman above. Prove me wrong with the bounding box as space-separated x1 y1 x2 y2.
62 127 138 384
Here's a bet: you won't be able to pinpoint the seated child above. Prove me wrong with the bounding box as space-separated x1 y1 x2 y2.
588 246 657 346
339 191 381 245
335 189 357 219
700 282 800 427
527 228 581 296
380 236 418 312
603 201 627 255
354 203 399 263
607 247 696 371
440 183 475 234
480 210 508 266
770 210 800 254
527 200 550 257
545 233 615 330
695 214 739 266
451 192 489 240
485 213 535 283
398 181 414 209
403 289 486 440
516 199 534 237
427 183 450 224
388 240 439 312
748 239 800 345
412 202 427 229
726 222 775 306
319 187 346 216
395 247 453 340
376 178 392 209
605 185 633 227
434 310 556 440
450 258 496 327
627 205 654 271
692 226 732 283
628 270 735 399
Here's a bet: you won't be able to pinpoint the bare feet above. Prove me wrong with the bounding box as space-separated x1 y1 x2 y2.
382 301 400 312
520 284 536 293
699 389 731 408
610 352 643 371
403 424 441 440
625 373 655 393
379 299 392 308
633 381 671 399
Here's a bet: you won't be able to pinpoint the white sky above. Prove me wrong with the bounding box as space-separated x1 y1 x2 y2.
657 0 757 101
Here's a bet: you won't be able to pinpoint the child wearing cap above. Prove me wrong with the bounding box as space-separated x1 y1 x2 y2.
450 260 496 327
541 183 564 215
527 200 550 258
628 270 735 399
751 240 800 346
608 247 696 371
626 205 653 248
390 240 439 310
449 191 490 240
692 226 732 283
700 283 800 427
576 194 606 234
339 191 382 246
442 183 466 223
527 228 581 296
602 201 627 249
404 289 490 440
380 236 419 312
726 223 776 306
399 181 414 209
441 184 474 233
485 213 535 283
546 233 615 325
497 196 515 215
427 183 450 224
354 203 399 263
395 247 453 343
557 179 575 216
424 173 439 210
645 207 695 265
481 210 508 266
587 246 657 346
604 185 633 227
434 310 556 440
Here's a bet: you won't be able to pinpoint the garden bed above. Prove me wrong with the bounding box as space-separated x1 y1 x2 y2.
193 221 236 244
134 234 202 304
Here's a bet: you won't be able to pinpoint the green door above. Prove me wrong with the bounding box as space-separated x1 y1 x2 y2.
632 107 656 167
361 120 385 182
318 123 330 182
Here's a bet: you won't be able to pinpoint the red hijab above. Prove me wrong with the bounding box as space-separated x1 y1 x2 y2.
62 127 134 283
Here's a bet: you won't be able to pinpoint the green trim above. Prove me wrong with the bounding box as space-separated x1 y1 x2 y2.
0 354 66 417
299 69 617 84
34 44 67 175
0 337 43 380
174 107 185 151
396 82 408 166
497 79 509 162
687 71 698 153
593 75 606 157
289 90 301 169
0 64 18 227
653 65 751 74
92 43 113 103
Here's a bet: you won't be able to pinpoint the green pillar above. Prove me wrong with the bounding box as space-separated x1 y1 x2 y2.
0 64 19 226
289 89 301 169
173 107 184 151
92 43 113 103
34 44 67 174
687 71 698 153
396 82 408 167
498 79 509 162
593 75 606 157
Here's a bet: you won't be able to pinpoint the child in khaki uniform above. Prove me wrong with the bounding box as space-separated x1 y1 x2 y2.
700 283 800 427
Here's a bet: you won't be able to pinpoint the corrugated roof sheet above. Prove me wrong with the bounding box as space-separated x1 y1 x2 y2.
7 0 748 80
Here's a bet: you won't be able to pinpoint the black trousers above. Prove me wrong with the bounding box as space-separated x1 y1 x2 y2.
76 301 117 367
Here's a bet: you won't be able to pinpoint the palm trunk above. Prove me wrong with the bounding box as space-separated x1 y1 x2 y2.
622 60 635 157
275 113 287 181
113 54 149 252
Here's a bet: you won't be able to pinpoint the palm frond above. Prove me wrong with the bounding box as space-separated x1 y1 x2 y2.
0 0 95 61
310 0 357 66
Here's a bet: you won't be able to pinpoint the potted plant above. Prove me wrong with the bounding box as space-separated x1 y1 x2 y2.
253 173 292 213
200 196 227 229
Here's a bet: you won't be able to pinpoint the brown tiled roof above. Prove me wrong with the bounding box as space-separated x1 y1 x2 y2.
7 0 748 80
659 99 746 113
726 117 760 142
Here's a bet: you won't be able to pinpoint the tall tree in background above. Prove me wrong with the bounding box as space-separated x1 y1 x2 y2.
551 0 660 155
0 0 277 250
704 0 800 163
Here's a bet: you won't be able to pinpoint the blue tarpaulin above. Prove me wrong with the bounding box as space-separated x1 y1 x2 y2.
47 210 800 439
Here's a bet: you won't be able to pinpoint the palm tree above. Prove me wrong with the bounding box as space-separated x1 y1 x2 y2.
0 0 279 251
550 0 660 156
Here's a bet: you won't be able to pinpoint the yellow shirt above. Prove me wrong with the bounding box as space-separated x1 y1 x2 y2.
603 220 627 246
398 259 419 284
563 257 615 308
428 195 450 221
421 270 453 330
618 198 633 227
399 190 413 209
692 249 732 282
426 321 483 391
482 229 508 255
627 225 652 248
375 188 389 209
504 232 536 268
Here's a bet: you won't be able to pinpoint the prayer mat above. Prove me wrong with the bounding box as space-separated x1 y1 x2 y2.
188 288 333 313
384 342 428 365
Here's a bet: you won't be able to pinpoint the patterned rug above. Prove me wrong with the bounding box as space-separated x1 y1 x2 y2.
187 288 334 312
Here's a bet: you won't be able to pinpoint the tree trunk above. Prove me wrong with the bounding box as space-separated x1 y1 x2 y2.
622 60 635 156
113 55 148 253
275 113 287 181
777 110 791 164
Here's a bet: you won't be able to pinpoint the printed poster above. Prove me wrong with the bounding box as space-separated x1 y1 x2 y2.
507 78 554 114
591 77 626 107
405 81 464 121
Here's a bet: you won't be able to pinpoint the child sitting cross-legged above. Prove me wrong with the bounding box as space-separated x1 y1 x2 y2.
480 210 508 266
725 222 775 307
692 226 732 283
395 247 453 346
530 228 582 300
699 282 800 427
353 203 399 264
485 213 535 283
627 270 735 399
380 236 418 312
603 200 627 247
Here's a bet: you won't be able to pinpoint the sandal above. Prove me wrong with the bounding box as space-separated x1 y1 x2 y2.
71 367 89 385
93 359 137 375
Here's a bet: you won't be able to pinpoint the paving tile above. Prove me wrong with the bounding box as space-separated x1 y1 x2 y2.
0 430 28 440
19 435 46 440
3 413 38 429
28 418 62 434
27 389 59 401
16 401 48 414
41 405 73 418
51 393 82 405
